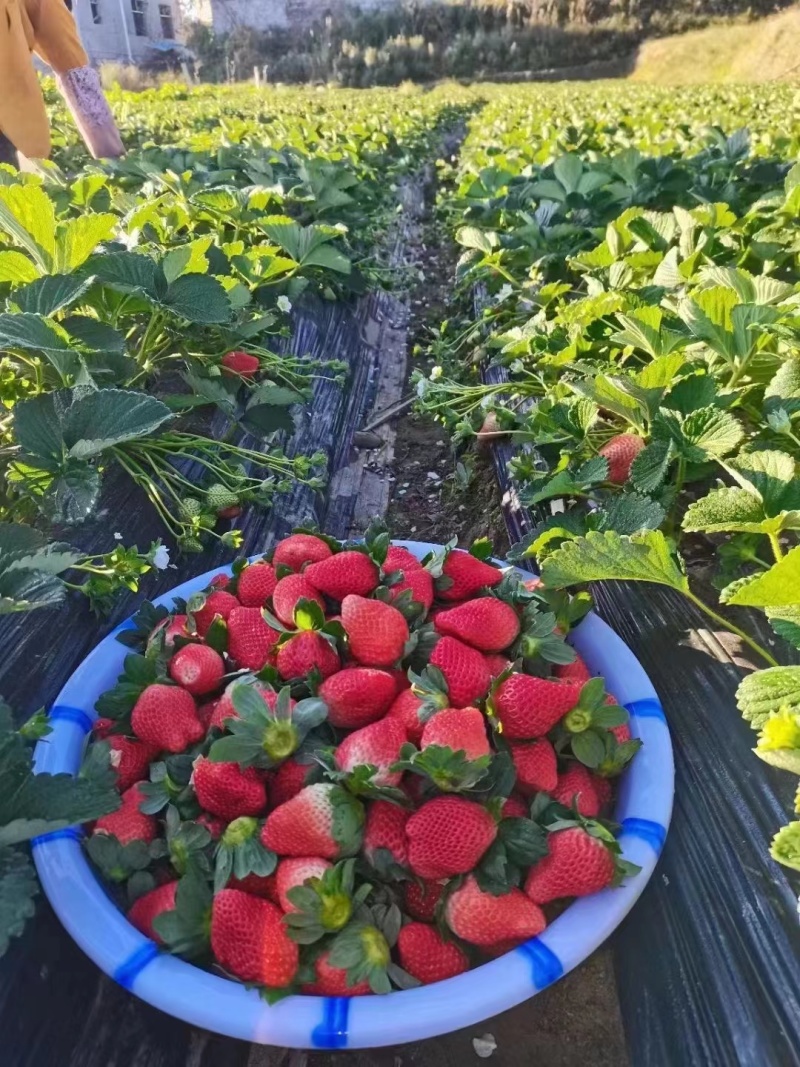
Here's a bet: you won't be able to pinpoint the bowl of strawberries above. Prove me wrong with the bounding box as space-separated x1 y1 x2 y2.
32 529 673 1049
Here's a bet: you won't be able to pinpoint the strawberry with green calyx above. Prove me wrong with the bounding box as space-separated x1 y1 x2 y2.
341 594 410 668
162 804 212 878
85 831 160 885
363 799 410 876
213 815 277 893
168 643 225 697
383 544 424 576
305 551 379 601
192 756 268 820
406 796 497 880
94 783 157 845
334 717 407 789
318 667 397 729
524 816 641 904
429 636 492 708
551 764 611 818
94 652 167 729
128 880 178 942
327 903 419 995
571 727 643 778
275 625 341 682
562 679 627 737
435 597 521 653
283 858 371 944
488 673 583 740
435 544 503 602
301 951 372 996
221 350 260 378
131 684 205 754
392 742 492 794
509 738 558 794
559 679 642 774
188 589 239 638
276 857 332 912
262 783 365 860
138 753 197 815
208 684 327 770
512 604 577 669
385 687 431 744
421 705 490 760
272 574 325 627
445 875 546 948
236 561 278 607
474 816 549 896
208 676 283 734
272 532 333 573
107 735 160 792
397 923 470 985
386 568 434 616
212 888 299 988
227 606 281 671
149 867 213 959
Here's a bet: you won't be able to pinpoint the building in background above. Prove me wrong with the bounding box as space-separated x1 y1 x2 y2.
72 0 184 64
190 0 403 33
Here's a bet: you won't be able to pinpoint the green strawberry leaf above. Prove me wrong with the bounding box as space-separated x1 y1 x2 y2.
723 546 800 608
541 530 689 594
736 666 800 730
0 846 38 955
153 868 212 958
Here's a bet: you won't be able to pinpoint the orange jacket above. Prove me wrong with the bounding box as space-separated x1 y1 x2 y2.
0 0 88 158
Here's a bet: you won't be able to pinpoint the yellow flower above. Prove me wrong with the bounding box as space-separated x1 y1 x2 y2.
757 709 800 753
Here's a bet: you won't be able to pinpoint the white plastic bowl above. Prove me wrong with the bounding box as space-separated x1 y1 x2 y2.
32 541 673 1049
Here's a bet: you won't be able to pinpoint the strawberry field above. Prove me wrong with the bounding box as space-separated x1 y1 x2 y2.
0 79 799 1062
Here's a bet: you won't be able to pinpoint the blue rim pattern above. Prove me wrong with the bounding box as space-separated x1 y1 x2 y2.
33 541 674 1050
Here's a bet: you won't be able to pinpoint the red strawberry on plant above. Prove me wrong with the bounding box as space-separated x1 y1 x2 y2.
271 756 317 807
598 433 645 484
192 590 239 637
438 549 502 601
334 717 406 788
169 644 225 697
363 800 409 870
551 765 610 818
421 706 490 761
302 952 371 996
94 784 157 845
406 796 497 880
397 923 469 984
131 684 204 753
490 674 582 739
445 875 546 948
211 889 298 987
429 636 491 708
385 688 428 744
192 756 268 820
436 597 520 653
272 533 333 572
403 879 445 922
524 822 637 904
128 881 178 942
319 667 397 729
227 606 280 671
221 350 260 378
276 630 340 680
108 736 159 792
509 738 558 794
272 573 324 627
305 551 379 600
341 595 409 667
274 856 332 913
262 783 365 859
237 562 278 607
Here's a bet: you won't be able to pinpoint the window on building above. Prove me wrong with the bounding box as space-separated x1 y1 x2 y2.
130 0 147 36
159 3 174 38
89 0 101 23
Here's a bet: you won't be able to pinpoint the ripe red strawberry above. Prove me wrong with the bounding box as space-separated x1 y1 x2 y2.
276 631 340 680
237 562 278 607
227 606 280 671
509 738 558 794
390 567 434 612
397 923 469 984
221 350 260 378
484 653 512 679
210 573 231 589
272 533 333 572
128 881 178 942
439 549 502 601
403 879 445 922
197 700 218 730
421 706 490 761
230 872 278 900
388 668 411 693
169 644 225 696
334 717 406 787
611 722 631 744
271 757 316 808
302 951 371 996
491 674 582 739
131 684 204 753
305 551 379 600
261 783 364 859
554 655 592 683
501 794 529 820
272 573 325 627
108 735 159 792
551 765 610 817
211 889 298 986
149 613 189 652
385 688 427 744
599 433 645 484
92 717 115 739
436 598 520 653
525 826 617 904
196 812 227 840
429 636 491 708
274 856 332 913
192 756 268 820
209 681 286 733
406 796 497 880
445 875 546 948
319 667 397 729
94 784 157 845
341 595 409 667
363 800 409 868
192 590 239 637
384 545 423 574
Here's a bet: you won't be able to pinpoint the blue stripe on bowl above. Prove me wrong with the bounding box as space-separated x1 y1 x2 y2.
625 698 666 722
49 705 94 734
312 997 350 1049
516 938 564 989
31 826 85 848
620 817 667 854
113 941 160 991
